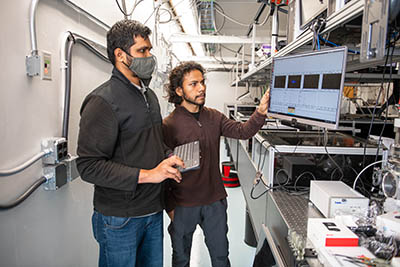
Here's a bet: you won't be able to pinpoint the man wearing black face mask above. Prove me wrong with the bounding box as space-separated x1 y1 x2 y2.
77 20 184 267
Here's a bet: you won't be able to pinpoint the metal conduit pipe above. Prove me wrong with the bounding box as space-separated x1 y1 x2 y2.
29 0 110 58
29 0 39 55
236 2 287 55
0 151 50 177
62 37 75 139
75 38 110 62
237 3 267 54
61 32 110 139
0 176 47 210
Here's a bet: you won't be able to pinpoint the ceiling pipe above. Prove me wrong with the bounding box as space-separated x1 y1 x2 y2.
237 3 267 54
29 0 110 56
236 1 287 54
167 0 196 56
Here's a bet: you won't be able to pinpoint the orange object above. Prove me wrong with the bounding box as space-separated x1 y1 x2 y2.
271 0 289 6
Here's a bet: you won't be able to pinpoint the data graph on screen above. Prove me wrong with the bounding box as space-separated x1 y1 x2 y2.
268 47 348 129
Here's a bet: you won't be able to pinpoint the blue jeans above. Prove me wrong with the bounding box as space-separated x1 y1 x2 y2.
92 210 163 267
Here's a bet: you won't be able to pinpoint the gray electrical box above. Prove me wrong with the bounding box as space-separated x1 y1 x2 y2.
65 155 79 182
43 163 68 190
41 137 68 164
26 54 41 77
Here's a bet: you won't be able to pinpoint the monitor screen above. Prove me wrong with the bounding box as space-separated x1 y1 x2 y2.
268 47 348 130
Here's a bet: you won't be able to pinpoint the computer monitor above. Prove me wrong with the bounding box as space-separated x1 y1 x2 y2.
268 46 348 130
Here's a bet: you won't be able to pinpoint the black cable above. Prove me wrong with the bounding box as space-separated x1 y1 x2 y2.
62 35 75 139
362 33 392 167
250 185 269 199
236 2 268 54
220 44 252 57
274 169 290 186
115 0 130 17
375 38 396 161
75 38 110 63
323 129 344 179
62 33 111 139
251 168 291 199
0 176 47 210
115 0 143 17
291 130 300 153
294 171 316 192
280 185 310 195
258 11 271 26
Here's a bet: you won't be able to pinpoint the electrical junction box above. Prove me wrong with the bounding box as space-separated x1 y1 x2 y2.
310 181 369 218
25 50 52 79
40 51 52 80
307 218 359 247
65 155 79 182
43 163 68 190
41 137 68 164
26 54 41 77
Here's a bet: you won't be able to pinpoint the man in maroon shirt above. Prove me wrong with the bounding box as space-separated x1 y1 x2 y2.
163 61 269 267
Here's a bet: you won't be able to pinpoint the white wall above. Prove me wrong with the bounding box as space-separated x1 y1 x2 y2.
205 72 238 112
0 1 248 266
205 71 260 113
0 1 112 266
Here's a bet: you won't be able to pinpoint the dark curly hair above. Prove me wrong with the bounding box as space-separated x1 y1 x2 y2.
107 20 151 65
165 61 205 105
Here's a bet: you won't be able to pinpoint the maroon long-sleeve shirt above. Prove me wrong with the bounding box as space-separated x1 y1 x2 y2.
162 105 266 211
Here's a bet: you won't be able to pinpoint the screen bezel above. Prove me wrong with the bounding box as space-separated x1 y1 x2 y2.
267 47 348 130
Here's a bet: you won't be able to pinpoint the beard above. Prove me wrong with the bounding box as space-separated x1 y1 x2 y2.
182 91 205 107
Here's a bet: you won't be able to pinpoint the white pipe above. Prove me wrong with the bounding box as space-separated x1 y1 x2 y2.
352 160 385 190
29 0 110 58
271 7 279 56
29 0 40 54
241 47 245 76
0 151 50 177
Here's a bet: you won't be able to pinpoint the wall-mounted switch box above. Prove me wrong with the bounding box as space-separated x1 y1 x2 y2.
65 155 79 182
41 137 68 164
40 51 52 80
26 54 41 77
43 163 68 190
